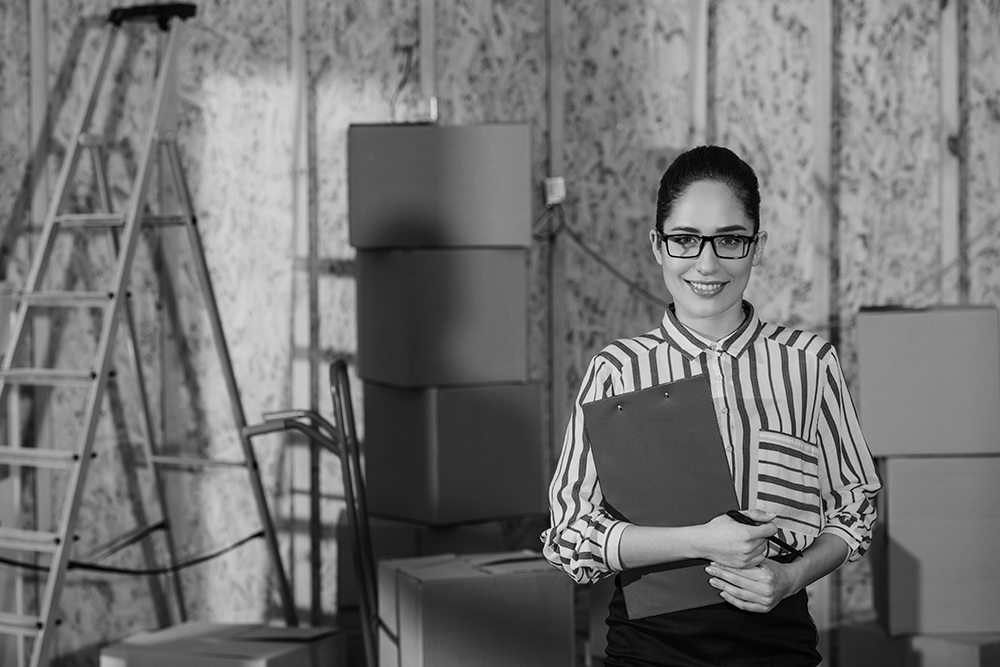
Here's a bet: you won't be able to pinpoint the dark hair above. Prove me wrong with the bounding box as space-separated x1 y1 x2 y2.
655 145 761 233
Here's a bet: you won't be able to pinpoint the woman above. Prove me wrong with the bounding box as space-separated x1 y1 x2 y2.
541 146 881 666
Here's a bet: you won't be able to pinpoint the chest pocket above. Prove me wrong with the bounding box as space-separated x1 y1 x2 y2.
755 430 822 538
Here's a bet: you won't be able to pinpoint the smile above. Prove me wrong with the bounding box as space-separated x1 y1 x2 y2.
686 280 727 297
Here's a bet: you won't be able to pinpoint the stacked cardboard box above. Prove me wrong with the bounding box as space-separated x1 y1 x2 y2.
855 306 1000 664
349 123 544 527
348 125 564 665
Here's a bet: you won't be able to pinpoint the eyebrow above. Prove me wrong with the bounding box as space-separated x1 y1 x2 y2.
668 224 751 234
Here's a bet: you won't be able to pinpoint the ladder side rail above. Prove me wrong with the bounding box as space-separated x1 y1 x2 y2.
7 389 28 667
92 145 187 623
27 20 186 667
164 140 298 628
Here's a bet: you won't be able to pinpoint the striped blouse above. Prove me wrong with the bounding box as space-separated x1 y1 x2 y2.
541 301 882 584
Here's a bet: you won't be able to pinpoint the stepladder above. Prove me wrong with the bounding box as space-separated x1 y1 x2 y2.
0 5 296 666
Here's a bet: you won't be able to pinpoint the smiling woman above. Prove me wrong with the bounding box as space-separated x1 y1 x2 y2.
541 146 882 667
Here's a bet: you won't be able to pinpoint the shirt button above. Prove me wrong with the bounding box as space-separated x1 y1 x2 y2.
725 444 733 452
720 406 729 415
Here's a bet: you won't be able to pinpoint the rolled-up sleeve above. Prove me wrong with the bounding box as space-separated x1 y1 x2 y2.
541 355 630 583
815 347 882 561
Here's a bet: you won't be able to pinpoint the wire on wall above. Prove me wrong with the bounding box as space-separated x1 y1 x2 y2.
535 201 993 340
534 203 670 310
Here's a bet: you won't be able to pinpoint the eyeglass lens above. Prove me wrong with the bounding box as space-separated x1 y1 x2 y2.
664 234 752 259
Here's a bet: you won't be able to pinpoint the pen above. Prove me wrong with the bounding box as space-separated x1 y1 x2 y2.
726 510 805 559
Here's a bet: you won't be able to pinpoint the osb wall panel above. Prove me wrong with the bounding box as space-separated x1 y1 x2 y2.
967 0 1000 305
837 0 943 372
714 0 820 333
562 0 690 398
163 0 295 626
0 6 30 665
0 0 30 276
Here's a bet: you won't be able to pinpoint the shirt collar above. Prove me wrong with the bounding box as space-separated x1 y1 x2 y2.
658 301 762 359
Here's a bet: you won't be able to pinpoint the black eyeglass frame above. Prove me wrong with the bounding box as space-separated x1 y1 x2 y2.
654 231 759 260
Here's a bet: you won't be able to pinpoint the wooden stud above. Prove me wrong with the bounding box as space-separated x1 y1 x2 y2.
940 0 961 304
547 0 567 471
689 0 710 147
288 0 323 626
812 0 833 336
420 0 436 107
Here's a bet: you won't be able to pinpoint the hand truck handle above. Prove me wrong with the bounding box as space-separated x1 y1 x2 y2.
108 3 197 29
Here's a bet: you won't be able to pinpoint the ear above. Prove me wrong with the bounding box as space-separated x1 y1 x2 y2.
751 230 768 267
649 229 664 266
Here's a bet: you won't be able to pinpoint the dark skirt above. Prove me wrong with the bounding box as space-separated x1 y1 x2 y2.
603 574 821 667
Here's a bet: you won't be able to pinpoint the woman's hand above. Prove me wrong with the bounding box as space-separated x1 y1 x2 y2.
695 509 777 569
704 558 797 613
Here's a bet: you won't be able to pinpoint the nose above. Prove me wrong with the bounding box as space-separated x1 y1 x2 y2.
694 240 720 274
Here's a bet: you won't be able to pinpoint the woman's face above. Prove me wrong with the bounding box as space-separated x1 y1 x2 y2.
648 180 767 340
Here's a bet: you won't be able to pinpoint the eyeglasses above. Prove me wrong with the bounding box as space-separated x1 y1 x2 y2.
655 231 758 259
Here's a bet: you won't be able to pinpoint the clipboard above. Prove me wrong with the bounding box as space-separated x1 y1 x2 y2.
583 374 739 619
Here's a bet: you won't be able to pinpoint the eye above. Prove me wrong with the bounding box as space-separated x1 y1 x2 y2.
669 234 701 247
716 235 743 248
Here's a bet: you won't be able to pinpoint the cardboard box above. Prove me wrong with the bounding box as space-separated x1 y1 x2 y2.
337 515 515 609
839 624 1000 667
377 552 574 667
100 622 342 667
356 248 528 387
364 381 545 525
872 456 1000 635
857 306 1000 456
348 124 531 249
910 634 1000 666
838 622 914 667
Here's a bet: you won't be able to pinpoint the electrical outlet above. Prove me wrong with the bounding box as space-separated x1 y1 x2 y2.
544 177 566 207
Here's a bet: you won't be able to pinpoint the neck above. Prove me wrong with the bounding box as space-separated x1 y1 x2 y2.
674 301 746 342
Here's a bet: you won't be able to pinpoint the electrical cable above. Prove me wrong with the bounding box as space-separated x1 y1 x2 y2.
0 530 264 576
543 204 670 308
87 520 168 564
537 200 994 338
389 46 415 123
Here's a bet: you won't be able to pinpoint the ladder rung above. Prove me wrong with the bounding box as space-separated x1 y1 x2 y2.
149 454 247 469
0 369 95 386
0 526 62 553
142 214 188 228
54 213 188 229
20 291 113 308
0 611 43 637
0 447 79 469
79 132 108 148
54 213 125 228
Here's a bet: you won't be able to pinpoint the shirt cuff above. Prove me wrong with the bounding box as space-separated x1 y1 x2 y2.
604 521 629 571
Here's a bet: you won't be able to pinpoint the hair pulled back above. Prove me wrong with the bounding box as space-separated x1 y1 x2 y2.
655 145 760 233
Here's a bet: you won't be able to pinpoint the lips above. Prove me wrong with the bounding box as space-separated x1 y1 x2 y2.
687 280 726 297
